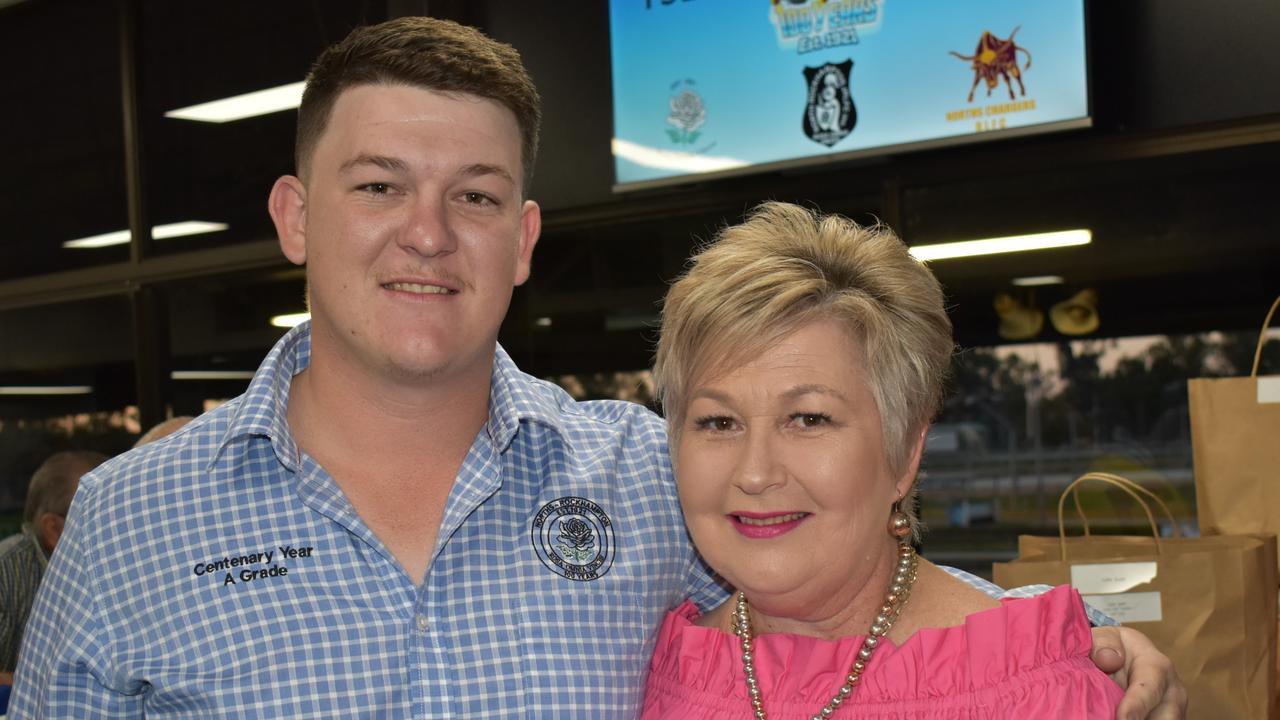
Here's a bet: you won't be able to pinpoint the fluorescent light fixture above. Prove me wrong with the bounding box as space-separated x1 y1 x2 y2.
0 385 93 396
271 312 310 328
908 230 1091 262
1012 275 1065 287
170 371 256 381
164 81 306 123
63 221 229 249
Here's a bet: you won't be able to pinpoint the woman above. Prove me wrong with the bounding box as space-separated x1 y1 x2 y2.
644 202 1124 718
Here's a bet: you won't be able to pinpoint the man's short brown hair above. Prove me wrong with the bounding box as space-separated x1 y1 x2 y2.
295 16 541 190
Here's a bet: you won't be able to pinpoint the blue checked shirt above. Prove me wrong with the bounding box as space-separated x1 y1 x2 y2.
12 324 1102 719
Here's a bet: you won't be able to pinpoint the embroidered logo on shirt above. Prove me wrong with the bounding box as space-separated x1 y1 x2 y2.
531 497 615 582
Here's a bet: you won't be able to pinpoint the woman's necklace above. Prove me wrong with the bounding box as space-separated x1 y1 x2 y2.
731 541 919 720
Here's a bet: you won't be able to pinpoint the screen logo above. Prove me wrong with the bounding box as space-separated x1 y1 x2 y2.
666 84 707 145
770 0 883 55
950 26 1033 103
802 60 856 146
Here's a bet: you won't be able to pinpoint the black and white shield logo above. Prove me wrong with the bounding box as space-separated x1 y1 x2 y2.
802 60 856 147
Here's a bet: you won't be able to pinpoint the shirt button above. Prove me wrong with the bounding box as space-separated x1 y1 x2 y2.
415 614 430 633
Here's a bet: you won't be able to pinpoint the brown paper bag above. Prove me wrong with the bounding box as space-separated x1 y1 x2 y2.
1189 296 1280 544
993 472 1278 720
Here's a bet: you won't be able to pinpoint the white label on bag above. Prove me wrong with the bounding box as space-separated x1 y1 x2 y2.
1082 592 1163 623
1070 562 1158 594
1258 376 1280 404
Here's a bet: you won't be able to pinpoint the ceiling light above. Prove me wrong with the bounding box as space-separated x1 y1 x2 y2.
164 81 306 123
0 386 93 396
1012 275 1065 287
908 230 1091 262
271 312 310 328
63 221 229 249
535 317 553 328
170 371 256 381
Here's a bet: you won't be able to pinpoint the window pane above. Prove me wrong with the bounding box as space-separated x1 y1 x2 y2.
0 0 129 280
137 1 386 256
165 268 304 415
920 330 1280 578
0 296 138 525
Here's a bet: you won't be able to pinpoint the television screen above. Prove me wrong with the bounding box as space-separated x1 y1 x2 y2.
609 0 1090 190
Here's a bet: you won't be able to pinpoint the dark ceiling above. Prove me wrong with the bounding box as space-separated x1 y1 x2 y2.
0 0 1278 415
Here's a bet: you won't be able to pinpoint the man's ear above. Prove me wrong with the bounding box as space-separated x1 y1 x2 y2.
35 511 65 553
513 199 541 287
269 175 308 265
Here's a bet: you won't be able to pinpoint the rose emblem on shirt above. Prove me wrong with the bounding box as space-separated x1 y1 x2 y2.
557 517 596 564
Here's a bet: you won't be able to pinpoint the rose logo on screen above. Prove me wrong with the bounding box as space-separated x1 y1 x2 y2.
950 26 1033 103
802 59 856 147
666 85 706 145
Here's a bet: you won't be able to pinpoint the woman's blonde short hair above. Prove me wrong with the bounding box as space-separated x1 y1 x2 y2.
654 202 953 537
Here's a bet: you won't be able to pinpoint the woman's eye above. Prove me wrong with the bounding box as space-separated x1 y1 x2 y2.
792 413 831 428
694 415 736 432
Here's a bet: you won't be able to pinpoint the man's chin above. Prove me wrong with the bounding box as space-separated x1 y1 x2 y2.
380 343 493 384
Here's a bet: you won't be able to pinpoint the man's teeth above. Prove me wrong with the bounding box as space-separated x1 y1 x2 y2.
385 282 452 294
737 513 806 527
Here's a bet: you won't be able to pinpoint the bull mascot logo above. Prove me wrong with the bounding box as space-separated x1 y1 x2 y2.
950 26 1033 103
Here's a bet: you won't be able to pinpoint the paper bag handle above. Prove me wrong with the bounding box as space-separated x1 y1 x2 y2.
1252 295 1280 378
1057 472 1176 561
1068 471 1181 539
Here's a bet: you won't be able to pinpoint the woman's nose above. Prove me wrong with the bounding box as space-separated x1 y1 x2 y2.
733 429 786 495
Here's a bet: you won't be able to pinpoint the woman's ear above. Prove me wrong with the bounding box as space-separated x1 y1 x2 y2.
269 175 308 265
894 425 930 500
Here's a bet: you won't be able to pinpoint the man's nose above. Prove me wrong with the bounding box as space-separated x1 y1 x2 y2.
400 194 457 257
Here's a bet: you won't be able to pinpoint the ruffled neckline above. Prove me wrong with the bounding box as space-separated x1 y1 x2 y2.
647 584 1095 707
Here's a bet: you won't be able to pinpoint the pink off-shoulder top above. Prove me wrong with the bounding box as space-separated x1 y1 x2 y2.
642 584 1123 719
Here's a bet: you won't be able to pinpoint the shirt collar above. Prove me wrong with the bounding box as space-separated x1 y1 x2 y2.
208 322 309 471
209 324 568 468
484 344 569 454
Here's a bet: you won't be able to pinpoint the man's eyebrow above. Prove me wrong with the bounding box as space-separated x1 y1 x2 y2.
459 162 514 185
338 154 409 174
781 383 848 402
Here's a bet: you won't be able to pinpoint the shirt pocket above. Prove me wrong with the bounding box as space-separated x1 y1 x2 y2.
514 589 656 719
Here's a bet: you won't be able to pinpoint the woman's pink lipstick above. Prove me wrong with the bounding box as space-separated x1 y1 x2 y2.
728 511 809 539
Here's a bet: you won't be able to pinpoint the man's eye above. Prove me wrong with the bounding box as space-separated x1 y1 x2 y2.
358 183 391 195
462 191 496 206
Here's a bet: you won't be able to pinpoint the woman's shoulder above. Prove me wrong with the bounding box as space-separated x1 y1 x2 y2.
888 559 1001 640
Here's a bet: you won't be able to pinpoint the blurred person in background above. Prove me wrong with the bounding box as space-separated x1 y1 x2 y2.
132 416 193 448
0 450 108 683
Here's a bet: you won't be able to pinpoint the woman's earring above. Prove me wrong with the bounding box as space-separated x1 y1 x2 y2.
888 501 912 539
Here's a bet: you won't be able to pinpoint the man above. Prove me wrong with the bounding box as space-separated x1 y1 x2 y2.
0 450 107 683
12 17 1184 718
